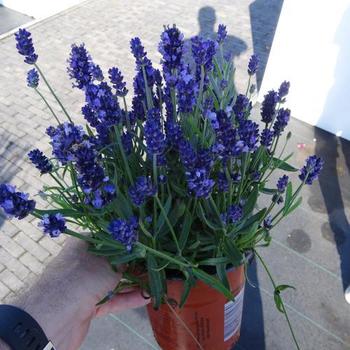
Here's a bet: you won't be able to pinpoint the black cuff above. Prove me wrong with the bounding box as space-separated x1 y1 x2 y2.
0 305 55 350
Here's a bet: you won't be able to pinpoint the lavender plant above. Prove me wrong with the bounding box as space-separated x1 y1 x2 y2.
2 25 323 348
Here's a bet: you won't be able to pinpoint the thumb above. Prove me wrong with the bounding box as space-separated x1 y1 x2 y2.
95 289 151 317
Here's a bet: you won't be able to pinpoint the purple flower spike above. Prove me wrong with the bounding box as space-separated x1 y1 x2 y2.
299 155 323 185
15 28 38 64
108 217 138 252
0 184 35 219
28 149 52 174
39 213 66 237
27 68 39 88
248 54 259 75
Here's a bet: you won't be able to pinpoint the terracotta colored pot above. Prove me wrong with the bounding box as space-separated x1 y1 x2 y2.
147 265 245 350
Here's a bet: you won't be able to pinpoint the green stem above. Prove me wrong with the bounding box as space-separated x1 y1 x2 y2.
255 250 300 350
141 65 153 110
115 126 134 185
154 195 181 253
245 75 251 95
34 88 61 125
194 65 205 120
122 96 131 132
209 196 225 231
34 63 73 123
136 242 188 267
152 155 158 235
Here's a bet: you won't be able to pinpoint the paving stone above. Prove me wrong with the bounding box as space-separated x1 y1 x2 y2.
0 249 30 280
0 280 10 300
13 232 50 262
0 233 25 258
19 252 44 275
0 269 24 291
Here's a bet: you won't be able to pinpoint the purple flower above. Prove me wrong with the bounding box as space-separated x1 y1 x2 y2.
299 155 324 185
217 172 229 192
278 81 290 101
248 54 260 75
108 67 128 97
260 128 274 147
176 66 198 113
130 37 148 66
217 24 227 44
233 94 251 122
277 175 289 193
226 204 243 224
273 108 290 136
214 110 237 158
251 171 261 182
28 149 52 174
82 105 99 127
91 64 104 81
179 139 197 169
159 25 184 84
128 176 156 206
186 168 215 198
165 120 183 147
15 28 38 64
46 122 85 164
84 82 121 128
191 36 218 71
108 217 138 252
238 120 259 153
39 213 66 237
89 184 116 209
68 44 94 89
144 108 166 157
263 215 273 229
0 184 35 219
261 90 279 124
27 68 39 88
121 132 133 155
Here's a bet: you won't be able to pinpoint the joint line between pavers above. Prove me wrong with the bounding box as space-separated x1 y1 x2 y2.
271 239 342 281
108 313 159 350
260 287 350 347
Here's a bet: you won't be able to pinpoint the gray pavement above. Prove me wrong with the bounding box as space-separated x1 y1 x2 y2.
1 0 350 349
0 5 33 34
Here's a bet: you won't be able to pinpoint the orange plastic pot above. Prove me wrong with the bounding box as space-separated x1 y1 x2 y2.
147 265 245 350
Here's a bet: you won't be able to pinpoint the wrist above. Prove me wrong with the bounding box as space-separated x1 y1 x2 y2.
12 239 120 350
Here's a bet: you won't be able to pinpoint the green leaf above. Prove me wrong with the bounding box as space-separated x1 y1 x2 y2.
243 186 259 217
223 238 243 267
260 187 278 195
156 195 172 234
285 197 302 216
147 254 164 309
216 263 230 290
34 208 83 219
197 203 222 231
283 182 293 215
274 291 284 313
179 210 193 251
198 257 230 266
236 221 260 249
179 271 195 308
192 267 233 300
275 284 296 293
114 191 133 219
274 284 295 313
109 250 143 265
272 157 298 172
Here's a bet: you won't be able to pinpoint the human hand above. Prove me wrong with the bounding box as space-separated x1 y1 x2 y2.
11 238 150 350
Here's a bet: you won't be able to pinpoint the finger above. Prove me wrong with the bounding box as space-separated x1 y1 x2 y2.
95 290 151 317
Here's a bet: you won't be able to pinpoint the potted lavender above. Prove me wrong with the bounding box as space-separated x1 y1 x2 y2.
0 24 323 350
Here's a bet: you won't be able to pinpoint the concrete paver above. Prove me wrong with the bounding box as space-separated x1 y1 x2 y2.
2 1 350 349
